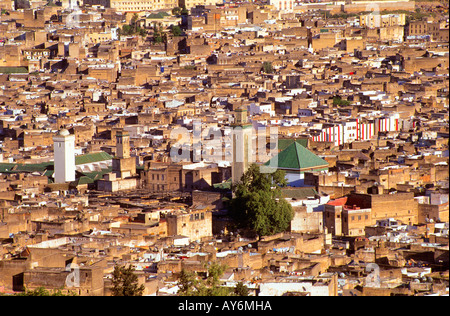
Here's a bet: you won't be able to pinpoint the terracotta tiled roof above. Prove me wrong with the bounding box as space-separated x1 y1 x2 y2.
326 197 348 206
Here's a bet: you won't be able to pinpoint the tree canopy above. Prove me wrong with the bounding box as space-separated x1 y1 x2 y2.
118 14 146 38
171 25 182 37
153 22 167 44
3 287 77 296
229 164 293 237
111 265 145 296
262 61 274 74
177 263 248 296
332 96 351 107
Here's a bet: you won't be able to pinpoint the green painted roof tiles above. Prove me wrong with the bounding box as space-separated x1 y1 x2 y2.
75 152 113 165
278 138 308 151
265 142 329 171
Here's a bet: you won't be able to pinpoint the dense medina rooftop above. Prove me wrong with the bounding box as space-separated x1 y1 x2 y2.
0 0 448 296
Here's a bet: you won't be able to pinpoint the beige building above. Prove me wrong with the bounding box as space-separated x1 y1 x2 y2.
268 0 294 12
379 26 404 42
360 13 406 28
418 202 449 224
88 31 113 44
325 192 420 237
179 0 222 10
97 130 138 192
0 0 14 10
166 207 212 241
290 206 324 234
84 0 177 12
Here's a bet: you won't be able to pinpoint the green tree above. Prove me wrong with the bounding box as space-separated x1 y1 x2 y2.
234 282 249 296
180 6 189 16
172 7 182 16
262 61 274 73
46 0 58 6
117 15 146 39
111 265 145 296
153 22 166 44
12 287 77 296
332 96 351 106
178 269 203 296
121 24 134 35
171 25 182 37
131 13 139 33
178 263 237 296
230 164 293 237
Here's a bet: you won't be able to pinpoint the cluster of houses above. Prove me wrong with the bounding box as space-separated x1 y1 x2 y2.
0 0 448 296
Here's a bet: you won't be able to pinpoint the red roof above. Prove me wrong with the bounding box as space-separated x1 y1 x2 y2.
326 197 348 206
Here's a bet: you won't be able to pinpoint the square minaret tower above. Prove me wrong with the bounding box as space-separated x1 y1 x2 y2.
53 129 76 183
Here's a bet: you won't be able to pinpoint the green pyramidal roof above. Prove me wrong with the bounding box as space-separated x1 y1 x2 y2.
278 138 308 151
265 142 329 170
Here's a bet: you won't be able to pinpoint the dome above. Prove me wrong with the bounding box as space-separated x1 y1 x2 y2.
58 129 70 136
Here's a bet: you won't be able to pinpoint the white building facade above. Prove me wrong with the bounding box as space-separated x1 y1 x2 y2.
53 129 76 183
269 0 294 12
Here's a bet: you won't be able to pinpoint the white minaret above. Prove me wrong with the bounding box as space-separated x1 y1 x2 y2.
53 129 76 183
